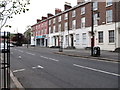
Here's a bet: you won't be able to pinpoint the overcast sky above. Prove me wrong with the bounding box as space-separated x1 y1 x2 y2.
3 0 77 33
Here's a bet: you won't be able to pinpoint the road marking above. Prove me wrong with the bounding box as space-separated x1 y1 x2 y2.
13 69 25 73
37 65 44 69
26 52 35 56
40 56 49 59
18 50 24 53
40 55 59 62
73 57 118 64
32 67 37 69
73 64 120 77
49 58 59 62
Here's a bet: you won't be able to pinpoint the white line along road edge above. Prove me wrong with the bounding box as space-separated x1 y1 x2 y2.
73 64 120 77
10 71 25 89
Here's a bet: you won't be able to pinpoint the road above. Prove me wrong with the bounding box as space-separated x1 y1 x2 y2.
10 47 119 88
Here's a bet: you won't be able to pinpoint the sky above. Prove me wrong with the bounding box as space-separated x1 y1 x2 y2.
3 0 77 34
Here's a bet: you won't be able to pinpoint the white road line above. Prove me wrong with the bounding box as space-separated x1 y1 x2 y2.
18 50 24 53
40 56 49 59
37 65 44 69
26 52 35 56
73 57 118 64
32 67 37 69
49 58 59 62
13 69 25 73
73 64 120 77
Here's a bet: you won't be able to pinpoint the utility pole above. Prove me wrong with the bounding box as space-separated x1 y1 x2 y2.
68 12 70 48
91 1 94 56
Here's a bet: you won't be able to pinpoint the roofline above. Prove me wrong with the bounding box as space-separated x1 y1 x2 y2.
31 1 90 27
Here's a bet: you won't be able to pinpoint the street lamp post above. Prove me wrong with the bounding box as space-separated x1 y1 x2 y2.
91 1 94 56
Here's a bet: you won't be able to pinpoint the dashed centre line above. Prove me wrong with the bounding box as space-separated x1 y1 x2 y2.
40 56 59 62
26 52 35 56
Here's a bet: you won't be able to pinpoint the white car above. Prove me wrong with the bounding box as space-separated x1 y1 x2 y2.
0 43 9 53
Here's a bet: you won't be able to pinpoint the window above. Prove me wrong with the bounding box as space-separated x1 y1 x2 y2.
64 13 68 20
58 24 61 32
81 17 85 28
94 13 98 25
106 10 112 23
106 0 112 6
72 10 76 17
64 22 68 30
53 18 56 23
76 34 80 45
53 26 55 33
109 30 114 43
93 1 98 11
72 20 76 29
81 7 85 15
65 35 68 45
58 16 61 22
98 31 103 43
82 33 86 44
49 27 51 33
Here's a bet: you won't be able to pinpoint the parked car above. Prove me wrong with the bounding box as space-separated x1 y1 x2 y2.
10 43 14 47
0 43 10 53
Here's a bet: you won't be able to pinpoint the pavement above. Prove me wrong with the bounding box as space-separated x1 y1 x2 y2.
53 48 119 62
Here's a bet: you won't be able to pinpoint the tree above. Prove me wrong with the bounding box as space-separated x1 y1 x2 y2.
0 0 30 30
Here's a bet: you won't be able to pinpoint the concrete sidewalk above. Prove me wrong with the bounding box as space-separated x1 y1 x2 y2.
28 46 119 62
54 48 119 62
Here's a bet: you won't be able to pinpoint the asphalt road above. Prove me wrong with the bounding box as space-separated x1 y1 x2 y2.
10 47 119 88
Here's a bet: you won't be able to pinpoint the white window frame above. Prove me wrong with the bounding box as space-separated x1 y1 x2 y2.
72 10 76 17
58 24 61 32
64 13 68 20
109 30 114 43
82 33 87 45
93 1 98 11
81 17 85 28
81 7 85 15
94 13 98 26
76 34 80 45
64 22 68 30
106 0 112 7
58 16 61 22
72 20 76 29
53 18 56 24
65 35 68 45
98 31 103 43
106 10 112 23
53 26 55 33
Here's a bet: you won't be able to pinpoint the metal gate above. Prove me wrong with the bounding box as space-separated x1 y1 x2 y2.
0 31 10 90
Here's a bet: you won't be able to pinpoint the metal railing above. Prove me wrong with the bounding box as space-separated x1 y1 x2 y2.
0 31 10 90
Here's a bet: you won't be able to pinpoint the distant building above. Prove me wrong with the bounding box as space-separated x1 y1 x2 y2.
31 17 48 47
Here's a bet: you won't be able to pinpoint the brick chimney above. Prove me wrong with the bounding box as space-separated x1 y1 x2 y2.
47 13 54 18
42 16 47 20
37 19 41 23
64 2 72 10
77 0 85 4
55 8 62 14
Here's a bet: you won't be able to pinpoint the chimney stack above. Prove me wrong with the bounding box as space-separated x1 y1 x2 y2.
77 0 85 4
55 8 62 14
64 2 72 10
47 13 54 18
42 16 47 20
37 19 41 23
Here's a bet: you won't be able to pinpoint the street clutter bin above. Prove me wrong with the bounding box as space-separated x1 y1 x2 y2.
93 47 100 57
